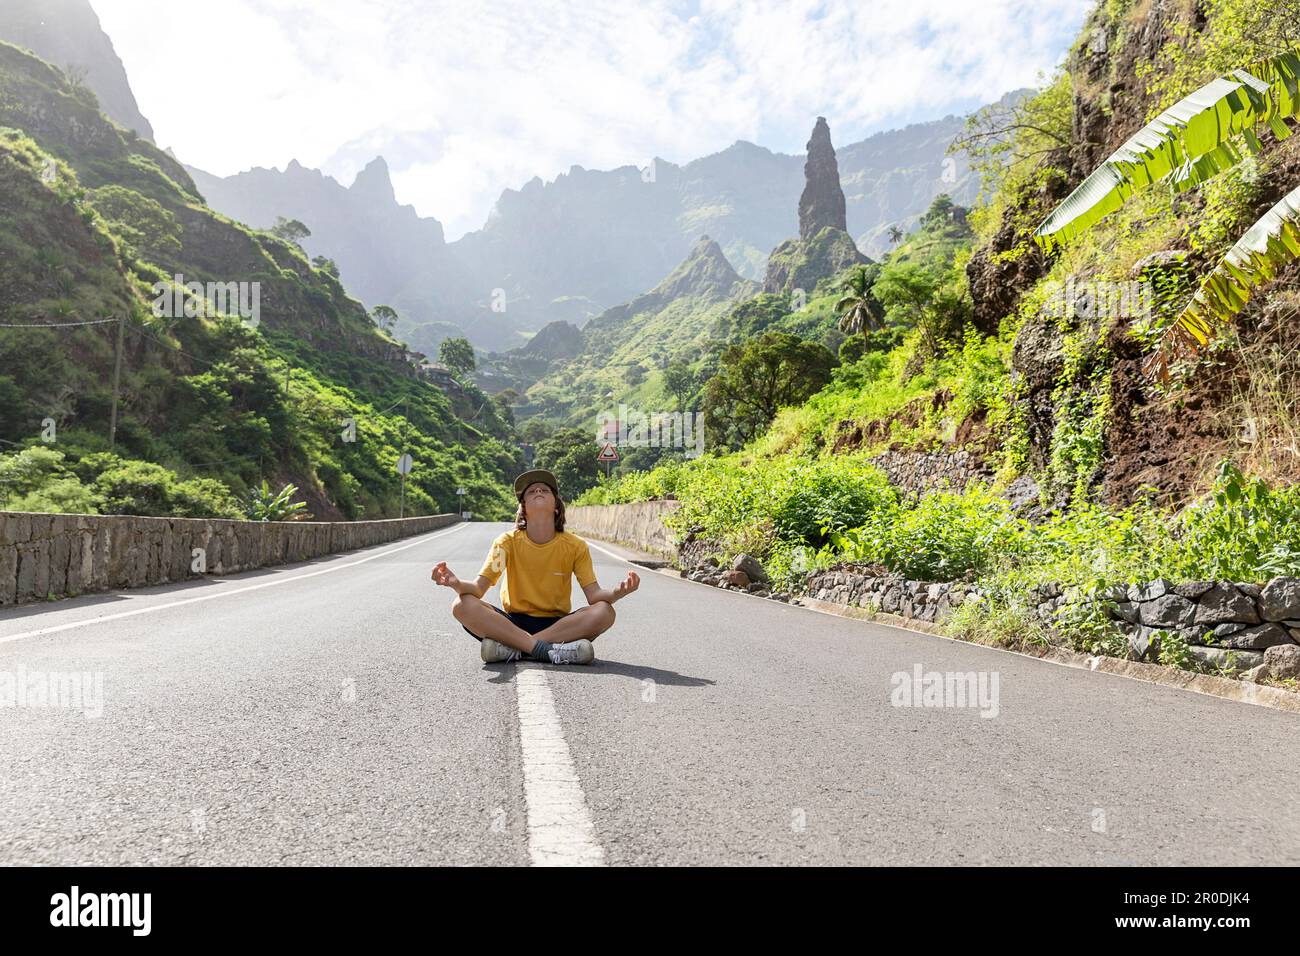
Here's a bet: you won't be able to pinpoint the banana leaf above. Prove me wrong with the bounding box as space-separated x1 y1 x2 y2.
1145 184 1300 381
1034 52 1300 254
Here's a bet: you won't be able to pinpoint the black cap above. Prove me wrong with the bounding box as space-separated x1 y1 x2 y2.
513 468 559 499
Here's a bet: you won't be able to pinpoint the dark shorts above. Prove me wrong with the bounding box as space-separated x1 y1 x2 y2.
462 603 571 641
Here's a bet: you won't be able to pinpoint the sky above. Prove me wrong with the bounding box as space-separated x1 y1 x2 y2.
94 0 1093 240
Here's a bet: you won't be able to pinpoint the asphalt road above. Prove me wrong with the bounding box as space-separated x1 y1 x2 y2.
1 521 1297 866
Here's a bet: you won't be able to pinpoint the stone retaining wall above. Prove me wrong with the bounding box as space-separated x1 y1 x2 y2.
566 500 681 557
868 449 992 495
0 511 460 606
805 564 1300 676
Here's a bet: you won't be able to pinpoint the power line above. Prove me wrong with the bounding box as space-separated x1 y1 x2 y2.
0 318 118 328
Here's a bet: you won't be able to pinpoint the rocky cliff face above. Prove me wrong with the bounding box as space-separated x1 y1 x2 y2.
798 117 849 240
186 157 454 314
0 0 153 141
963 0 1300 507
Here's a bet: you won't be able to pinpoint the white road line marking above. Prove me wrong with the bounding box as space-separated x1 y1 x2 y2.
583 539 643 567
514 664 606 866
0 523 468 646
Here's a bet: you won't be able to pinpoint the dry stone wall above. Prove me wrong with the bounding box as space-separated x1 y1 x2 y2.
805 564 1300 676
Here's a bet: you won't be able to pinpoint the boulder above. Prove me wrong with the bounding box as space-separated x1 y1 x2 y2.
1173 580 1215 600
1187 646 1264 672
732 553 770 585
1243 663 1271 683
1209 621 1249 639
1128 579 1172 602
1113 601 1141 624
1264 644 1300 679
1128 627 1159 661
1192 583 1259 626
1259 576 1300 622
1003 475 1041 513
1213 623 1292 650
1137 593 1196 629
722 570 750 589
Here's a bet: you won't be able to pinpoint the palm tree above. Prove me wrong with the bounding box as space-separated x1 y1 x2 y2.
887 224 905 246
835 265 886 336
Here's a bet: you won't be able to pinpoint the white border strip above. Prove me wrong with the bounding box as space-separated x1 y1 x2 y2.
515 664 606 866
0 523 467 646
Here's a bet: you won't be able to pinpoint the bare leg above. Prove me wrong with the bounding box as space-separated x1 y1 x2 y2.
534 601 615 644
451 594 539 655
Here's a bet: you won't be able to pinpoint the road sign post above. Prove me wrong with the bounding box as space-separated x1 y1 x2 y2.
597 441 619 479
456 486 465 519
397 453 414 517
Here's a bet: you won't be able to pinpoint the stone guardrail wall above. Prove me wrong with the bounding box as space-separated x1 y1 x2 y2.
566 500 681 557
0 511 460 607
805 565 1300 680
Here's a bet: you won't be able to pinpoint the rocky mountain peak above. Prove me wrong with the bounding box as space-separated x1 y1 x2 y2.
653 235 749 302
798 116 849 241
351 156 396 204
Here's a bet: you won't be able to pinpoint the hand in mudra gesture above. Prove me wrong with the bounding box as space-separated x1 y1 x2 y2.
612 570 640 601
431 561 460 589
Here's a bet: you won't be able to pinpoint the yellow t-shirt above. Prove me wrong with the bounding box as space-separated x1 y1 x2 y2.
478 529 597 616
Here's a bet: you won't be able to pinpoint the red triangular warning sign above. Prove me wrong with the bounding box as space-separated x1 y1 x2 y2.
597 441 620 462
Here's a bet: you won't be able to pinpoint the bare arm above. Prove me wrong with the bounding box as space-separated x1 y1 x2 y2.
582 570 639 606
431 561 492 598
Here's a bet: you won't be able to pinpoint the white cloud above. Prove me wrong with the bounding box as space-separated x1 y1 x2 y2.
92 0 1091 239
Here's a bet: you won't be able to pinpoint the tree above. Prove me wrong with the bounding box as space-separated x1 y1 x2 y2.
872 262 969 362
270 217 311 246
887 225 905 246
371 304 399 333
923 194 955 228
533 428 601 500
702 331 835 450
835 264 886 337
663 361 695 411
312 255 339 278
951 79 1073 192
438 337 476 378
493 388 519 428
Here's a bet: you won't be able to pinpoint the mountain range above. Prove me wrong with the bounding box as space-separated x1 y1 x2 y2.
0 0 1006 356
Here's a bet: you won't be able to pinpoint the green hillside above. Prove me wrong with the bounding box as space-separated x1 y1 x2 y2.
0 41 517 520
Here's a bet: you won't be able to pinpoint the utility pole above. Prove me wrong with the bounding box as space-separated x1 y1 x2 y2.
108 313 125 451
285 362 291 392
399 398 409 519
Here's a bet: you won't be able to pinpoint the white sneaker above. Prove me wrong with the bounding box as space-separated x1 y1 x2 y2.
547 639 595 665
481 639 523 663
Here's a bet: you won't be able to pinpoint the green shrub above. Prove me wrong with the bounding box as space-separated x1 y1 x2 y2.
832 485 1025 581
1164 462 1300 581
0 446 98 513
943 596 1051 652
769 458 896 546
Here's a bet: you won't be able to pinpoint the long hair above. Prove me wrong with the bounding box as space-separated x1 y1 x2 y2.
515 492 566 532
